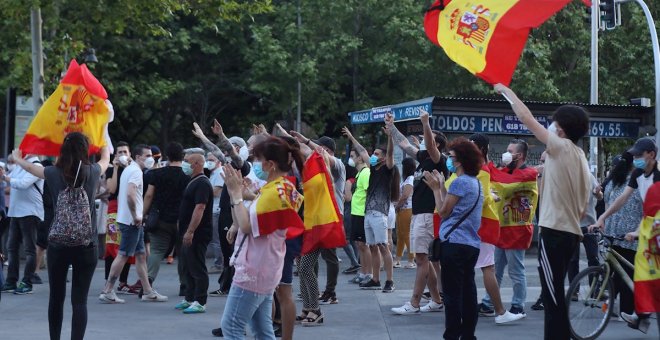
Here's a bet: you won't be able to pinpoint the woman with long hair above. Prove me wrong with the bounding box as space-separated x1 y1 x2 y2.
394 157 415 268
220 136 305 339
423 137 483 339
12 132 110 340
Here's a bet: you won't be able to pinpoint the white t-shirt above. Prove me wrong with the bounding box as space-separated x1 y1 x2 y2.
116 162 143 225
210 167 225 214
400 175 414 209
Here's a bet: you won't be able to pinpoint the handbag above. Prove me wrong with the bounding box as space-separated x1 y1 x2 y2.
428 181 481 262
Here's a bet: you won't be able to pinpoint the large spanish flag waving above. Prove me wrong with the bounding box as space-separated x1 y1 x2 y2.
254 177 305 239
489 164 538 249
634 181 660 313
423 0 588 85
302 152 346 254
20 60 111 156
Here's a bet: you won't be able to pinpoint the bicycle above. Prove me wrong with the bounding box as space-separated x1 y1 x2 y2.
566 232 632 340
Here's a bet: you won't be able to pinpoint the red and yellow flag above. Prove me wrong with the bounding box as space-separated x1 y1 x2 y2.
20 60 111 156
302 152 346 254
255 177 305 239
423 0 586 85
489 164 538 249
634 181 660 313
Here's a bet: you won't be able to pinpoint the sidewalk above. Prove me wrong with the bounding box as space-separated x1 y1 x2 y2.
0 251 657 339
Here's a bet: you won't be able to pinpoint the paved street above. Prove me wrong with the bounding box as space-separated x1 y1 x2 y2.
0 248 657 339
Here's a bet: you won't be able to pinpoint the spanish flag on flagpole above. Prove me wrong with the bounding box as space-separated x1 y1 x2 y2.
254 177 305 239
634 181 660 313
301 152 346 254
20 59 111 156
423 0 590 85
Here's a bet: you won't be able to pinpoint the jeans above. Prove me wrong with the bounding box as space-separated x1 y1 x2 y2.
146 219 178 281
182 239 210 305
481 248 527 310
220 285 275 340
6 216 40 285
441 242 480 340
47 243 97 340
567 227 600 283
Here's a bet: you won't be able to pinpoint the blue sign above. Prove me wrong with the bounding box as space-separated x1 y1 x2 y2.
371 106 391 122
503 115 548 134
589 120 639 138
429 114 504 133
349 97 434 124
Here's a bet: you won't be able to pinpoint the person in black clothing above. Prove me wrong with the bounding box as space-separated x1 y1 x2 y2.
174 153 214 313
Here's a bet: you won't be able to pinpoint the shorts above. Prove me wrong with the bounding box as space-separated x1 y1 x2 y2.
364 211 388 246
280 236 302 285
387 204 396 230
117 223 146 257
410 213 434 254
350 215 366 243
475 242 495 269
36 219 50 249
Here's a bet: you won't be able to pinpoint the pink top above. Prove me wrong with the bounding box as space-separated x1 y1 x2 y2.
231 198 286 295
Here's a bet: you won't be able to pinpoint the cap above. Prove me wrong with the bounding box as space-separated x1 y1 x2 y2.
315 136 336 153
151 145 161 158
627 138 657 156
228 136 246 148
468 133 489 151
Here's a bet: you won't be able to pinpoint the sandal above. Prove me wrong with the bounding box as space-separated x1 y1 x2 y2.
301 310 324 327
295 310 309 324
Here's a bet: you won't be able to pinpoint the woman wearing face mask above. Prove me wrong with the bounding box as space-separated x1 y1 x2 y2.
220 136 305 339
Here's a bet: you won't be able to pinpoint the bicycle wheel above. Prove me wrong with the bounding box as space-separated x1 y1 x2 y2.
566 266 614 340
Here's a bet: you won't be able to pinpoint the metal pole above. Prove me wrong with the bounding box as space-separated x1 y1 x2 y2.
296 0 302 133
30 8 44 116
590 0 599 175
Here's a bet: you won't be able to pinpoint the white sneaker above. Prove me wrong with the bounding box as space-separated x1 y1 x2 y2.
142 289 168 302
420 300 444 313
621 312 651 334
391 301 420 315
99 290 125 304
495 310 525 324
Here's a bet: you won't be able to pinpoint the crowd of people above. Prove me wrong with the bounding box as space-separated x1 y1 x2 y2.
0 83 657 340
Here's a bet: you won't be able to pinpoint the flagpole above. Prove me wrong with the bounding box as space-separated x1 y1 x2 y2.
589 0 599 177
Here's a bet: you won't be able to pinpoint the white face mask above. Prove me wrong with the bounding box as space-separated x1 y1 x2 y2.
501 152 513 166
419 141 427 151
143 157 155 169
118 155 129 166
204 161 217 170
348 158 356 167
548 122 558 135
239 146 249 162
7 164 15 172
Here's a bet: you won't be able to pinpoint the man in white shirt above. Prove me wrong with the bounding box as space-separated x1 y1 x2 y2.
205 152 224 270
0 154 44 294
100 144 167 303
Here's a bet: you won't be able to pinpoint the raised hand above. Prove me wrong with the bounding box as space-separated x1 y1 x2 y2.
420 109 430 125
341 126 354 140
212 119 225 137
289 130 307 143
11 148 23 161
192 122 206 139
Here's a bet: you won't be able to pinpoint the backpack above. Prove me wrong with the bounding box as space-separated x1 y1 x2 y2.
49 161 93 247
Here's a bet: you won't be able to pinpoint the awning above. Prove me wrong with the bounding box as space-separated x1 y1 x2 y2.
349 97 435 125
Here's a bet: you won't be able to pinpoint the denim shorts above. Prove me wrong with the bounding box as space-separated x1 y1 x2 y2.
117 223 145 256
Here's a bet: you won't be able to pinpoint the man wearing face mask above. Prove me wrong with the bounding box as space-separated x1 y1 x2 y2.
143 142 190 295
590 137 659 333
204 153 224 271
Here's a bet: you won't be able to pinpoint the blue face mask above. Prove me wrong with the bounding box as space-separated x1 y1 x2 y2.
370 154 379 166
253 161 269 181
633 158 647 170
182 161 193 176
446 157 457 173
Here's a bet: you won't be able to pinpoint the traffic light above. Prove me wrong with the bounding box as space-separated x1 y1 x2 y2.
600 0 621 30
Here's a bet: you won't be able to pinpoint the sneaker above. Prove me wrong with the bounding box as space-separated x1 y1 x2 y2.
420 300 444 313
509 305 526 317
404 262 417 269
209 288 228 297
183 301 206 314
175 300 192 310
359 279 381 290
531 298 544 311
342 265 361 275
142 289 168 302
211 328 223 337
14 282 33 295
1 283 16 293
99 290 125 304
421 291 431 301
319 291 338 305
131 280 143 289
117 283 139 295
391 301 420 315
382 280 395 293
31 273 43 284
478 303 496 317
495 310 525 324
348 274 363 284
621 312 651 334
393 262 402 268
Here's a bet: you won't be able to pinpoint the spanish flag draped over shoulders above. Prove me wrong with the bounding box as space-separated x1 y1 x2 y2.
488 163 538 249
20 59 111 156
423 0 590 85
634 181 660 313
255 177 305 239
301 152 346 254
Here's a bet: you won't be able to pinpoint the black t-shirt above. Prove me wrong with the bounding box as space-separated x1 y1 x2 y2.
366 164 394 215
179 174 214 241
105 166 124 201
149 166 191 223
412 152 448 215
219 161 251 229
